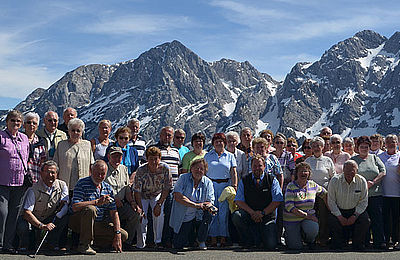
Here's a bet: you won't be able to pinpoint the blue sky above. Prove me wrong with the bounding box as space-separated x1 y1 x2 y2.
1 0 400 109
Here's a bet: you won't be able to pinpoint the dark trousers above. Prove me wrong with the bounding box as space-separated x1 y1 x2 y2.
231 209 277 249
314 196 329 244
16 214 69 249
329 208 369 249
173 212 212 249
383 196 400 244
0 185 26 249
366 196 385 245
161 191 173 246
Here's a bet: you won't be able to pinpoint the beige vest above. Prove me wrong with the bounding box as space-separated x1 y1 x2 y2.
32 179 67 221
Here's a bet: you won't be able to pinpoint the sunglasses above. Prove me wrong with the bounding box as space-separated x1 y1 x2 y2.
10 119 22 123
118 136 129 140
47 119 58 123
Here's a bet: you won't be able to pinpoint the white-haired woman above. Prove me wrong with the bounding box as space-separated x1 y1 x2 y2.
343 137 357 157
23 112 46 183
54 118 94 191
325 134 351 174
90 119 112 160
305 136 335 247
226 131 248 180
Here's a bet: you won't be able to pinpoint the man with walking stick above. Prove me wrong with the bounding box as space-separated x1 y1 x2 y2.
16 160 69 252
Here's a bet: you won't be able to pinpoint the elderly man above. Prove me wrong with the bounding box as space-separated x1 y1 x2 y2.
232 155 283 249
328 160 370 250
105 146 141 248
150 126 180 247
127 119 146 165
37 111 67 159
16 160 69 250
173 129 190 160
69 160 128 255
58 107 76 135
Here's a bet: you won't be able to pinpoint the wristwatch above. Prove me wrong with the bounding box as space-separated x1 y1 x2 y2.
115 230 121 234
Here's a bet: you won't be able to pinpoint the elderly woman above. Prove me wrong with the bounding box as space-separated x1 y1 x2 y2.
305 136 335 246
181 132 207 174
272 133 295 187
226 131 248 180
343 137 357 157
0 110 30 253
295 139 313 164
378 134 400 249
54 118 94 191
169 158 215 250
284 162 327 250
133 146 172 248
352 136 386 248
90 119 112 160
260 129 275 153
370 134 384 155
204 133 238 247
23 112 46 183
106 127 138 177
287 137 302 161
325 134 351 174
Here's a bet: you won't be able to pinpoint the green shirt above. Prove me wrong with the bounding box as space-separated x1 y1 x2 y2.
181 151 206 171
351 154 386 197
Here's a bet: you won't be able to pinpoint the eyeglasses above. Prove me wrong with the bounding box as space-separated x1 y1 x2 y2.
47 119 58 123
175 136 185 140
287 144 295 147
25 120 38 125
10 119 22 123
118 136 129 140
331 141 341 144
70 129 81 133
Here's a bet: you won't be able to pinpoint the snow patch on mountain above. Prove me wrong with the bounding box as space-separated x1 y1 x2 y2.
356 44 385 70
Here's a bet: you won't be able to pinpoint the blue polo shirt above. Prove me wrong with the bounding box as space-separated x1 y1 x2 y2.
235 173 283 202
72 176 117 222
204 149 237 180
169 173 215 233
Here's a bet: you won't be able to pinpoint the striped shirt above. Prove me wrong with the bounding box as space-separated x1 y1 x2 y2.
284 180 326 224
129 137 146 165
72 176 116 222
151 143 181 186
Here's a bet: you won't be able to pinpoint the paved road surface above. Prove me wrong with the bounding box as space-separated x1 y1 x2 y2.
2 248 399 260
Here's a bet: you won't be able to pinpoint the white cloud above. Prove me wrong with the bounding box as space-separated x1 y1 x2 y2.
83 14 193 35
0 65 57 99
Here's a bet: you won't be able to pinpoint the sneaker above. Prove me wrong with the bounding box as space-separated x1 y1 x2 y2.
199 242 207 250
77 244 96 255
394 242 400 250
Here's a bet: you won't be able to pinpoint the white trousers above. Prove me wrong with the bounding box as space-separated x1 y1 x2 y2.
136 193 164 248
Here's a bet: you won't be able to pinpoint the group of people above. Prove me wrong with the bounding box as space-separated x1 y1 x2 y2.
0 108 399 255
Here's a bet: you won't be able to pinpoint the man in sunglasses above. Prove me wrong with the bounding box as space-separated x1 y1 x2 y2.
37 111 67 160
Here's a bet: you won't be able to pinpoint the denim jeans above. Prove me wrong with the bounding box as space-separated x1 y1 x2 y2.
232 209 277 249
173 211 212 249
284 219 319 250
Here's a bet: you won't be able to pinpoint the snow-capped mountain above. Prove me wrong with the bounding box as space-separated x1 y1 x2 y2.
10 30 400 144
278 30 400 139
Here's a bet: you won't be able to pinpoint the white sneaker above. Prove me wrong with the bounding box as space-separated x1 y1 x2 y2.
199 242 207 250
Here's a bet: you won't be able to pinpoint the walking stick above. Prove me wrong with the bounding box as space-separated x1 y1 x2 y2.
30 215 57 258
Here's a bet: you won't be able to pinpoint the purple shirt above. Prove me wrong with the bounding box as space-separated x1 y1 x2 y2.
0 130 30 186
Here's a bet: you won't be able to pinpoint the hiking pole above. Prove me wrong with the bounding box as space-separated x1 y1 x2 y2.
31 215 57 258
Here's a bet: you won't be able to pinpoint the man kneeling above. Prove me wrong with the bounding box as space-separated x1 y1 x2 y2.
69 160 128 255
232 155 283 249
17 160 69 251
